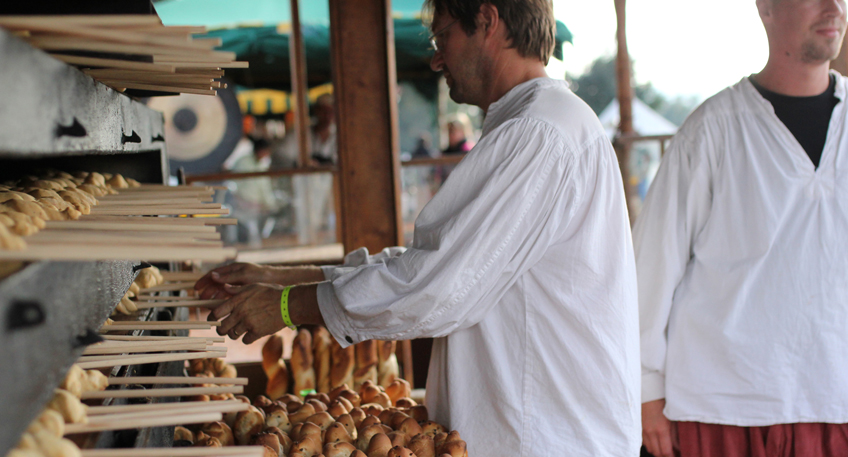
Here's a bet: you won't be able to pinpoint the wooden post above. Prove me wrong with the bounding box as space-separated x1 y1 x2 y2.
613 0 636 222
329 0 403 253
831 32 848 76
289 0 311 167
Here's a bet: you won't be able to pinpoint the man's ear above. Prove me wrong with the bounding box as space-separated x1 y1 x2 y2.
477 3 500 39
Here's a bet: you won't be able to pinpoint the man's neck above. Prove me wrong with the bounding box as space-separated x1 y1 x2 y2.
754 58 832 96
479 58 548 113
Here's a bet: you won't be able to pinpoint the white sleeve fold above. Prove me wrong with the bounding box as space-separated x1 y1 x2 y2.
317 119 578 346
321 247 407 280
632 124 715 403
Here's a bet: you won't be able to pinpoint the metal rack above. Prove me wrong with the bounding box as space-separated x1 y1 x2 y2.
0 26 176 456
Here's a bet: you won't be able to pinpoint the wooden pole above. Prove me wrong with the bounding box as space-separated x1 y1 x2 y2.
831 32 848 76
290 0 312 167
329 0 403 253
614 0 636 223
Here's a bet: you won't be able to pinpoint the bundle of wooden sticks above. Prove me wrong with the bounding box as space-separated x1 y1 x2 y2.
0 171 237 262
0 15 248 96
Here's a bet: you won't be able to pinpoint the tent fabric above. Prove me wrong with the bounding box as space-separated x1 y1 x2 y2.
203 18 572 91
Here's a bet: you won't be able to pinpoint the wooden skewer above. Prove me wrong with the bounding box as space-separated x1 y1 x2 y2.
0 245 236 262
88 207 229 216
64 412 222 435
87 399 244 415
45 221 217 233
108 376 248 386
76 351 221 369
134 294 199 301
81 385 243 399
86 402 247 424
101 321 221 330
161 271 205 281
134 299 225 310
140 281 196 292
78 348 224 362
83 342 208 355
100 335 225 343
81 446 267 457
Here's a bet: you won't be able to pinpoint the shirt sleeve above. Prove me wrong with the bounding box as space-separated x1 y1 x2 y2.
317 118 582 346
632 121 716 403
321 247 408 280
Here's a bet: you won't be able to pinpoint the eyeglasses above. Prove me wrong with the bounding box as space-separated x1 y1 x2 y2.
428 18 459 52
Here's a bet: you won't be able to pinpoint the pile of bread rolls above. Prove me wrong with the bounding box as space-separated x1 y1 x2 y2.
262 328 399 400
112 265 164 316
6 365 109 457
0 170 140 250
177 378 467 457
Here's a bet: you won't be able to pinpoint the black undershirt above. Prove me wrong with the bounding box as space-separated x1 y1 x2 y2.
750 75 838 169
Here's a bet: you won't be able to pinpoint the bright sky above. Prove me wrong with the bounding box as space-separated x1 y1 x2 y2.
548 0 771 101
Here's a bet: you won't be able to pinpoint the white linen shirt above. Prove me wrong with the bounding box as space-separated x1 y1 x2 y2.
635 73 848 426
317 78 641 457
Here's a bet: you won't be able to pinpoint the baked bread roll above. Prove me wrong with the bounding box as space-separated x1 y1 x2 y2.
32 431 82 457
291 329 316 397
353 341 379 390
262 335 289 400
408 434 435 457
324 421 354 445
330 340 355 390
174 426 194 443
249 431 281 456
324 441 357 457
384 380 410 406
313 326 333 393
376 341 398 388
47 389 87 424
201 421 234 446
386 446 416 457
27 410 65 437
0 224 27 249
233 405 264 445
365 433 392 457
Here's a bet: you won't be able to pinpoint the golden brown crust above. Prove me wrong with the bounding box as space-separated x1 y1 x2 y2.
291 329 316 396
312 326 333 394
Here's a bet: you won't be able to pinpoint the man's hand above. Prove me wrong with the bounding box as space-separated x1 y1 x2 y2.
642 399 676 457
207 282 325 344
207 283 286 344
194 263 270 300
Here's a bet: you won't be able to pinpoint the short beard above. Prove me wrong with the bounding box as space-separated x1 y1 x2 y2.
801 38 842 63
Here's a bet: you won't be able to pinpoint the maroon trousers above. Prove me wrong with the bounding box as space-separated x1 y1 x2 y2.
676 422 848 457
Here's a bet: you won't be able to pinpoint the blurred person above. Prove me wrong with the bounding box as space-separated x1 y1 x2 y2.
443 112 475 153
230 138 277 247
636 1 848 456
271 94 337 245
195 1 640 455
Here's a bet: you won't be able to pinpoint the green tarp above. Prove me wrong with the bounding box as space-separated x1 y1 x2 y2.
204 19 572 91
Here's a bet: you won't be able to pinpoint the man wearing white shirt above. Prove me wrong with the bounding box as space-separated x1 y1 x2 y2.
196 1 641 455
636 1 848 456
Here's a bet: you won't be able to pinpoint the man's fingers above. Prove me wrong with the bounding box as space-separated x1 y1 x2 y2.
242 331 263 345
208 298 236 321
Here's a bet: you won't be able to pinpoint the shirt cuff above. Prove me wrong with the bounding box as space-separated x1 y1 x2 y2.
316 281 361 348
320 265 336 281
642 371 666 403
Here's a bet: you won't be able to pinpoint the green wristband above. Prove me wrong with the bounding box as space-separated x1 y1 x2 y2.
280 286 296 330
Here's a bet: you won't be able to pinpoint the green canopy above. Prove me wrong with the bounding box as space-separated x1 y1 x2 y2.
203 19 572 91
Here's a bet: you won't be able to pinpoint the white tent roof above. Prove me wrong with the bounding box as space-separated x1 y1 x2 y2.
598 98 679 139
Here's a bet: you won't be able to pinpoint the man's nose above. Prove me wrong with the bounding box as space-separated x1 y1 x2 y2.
430 49 444 72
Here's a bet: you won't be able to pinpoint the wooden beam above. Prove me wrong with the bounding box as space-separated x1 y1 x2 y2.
329 0 403 253
831 32 848 76
290 0 312 167
614 0 636 223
